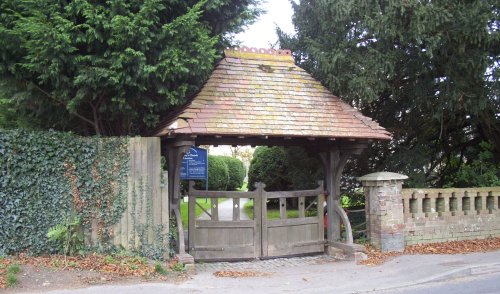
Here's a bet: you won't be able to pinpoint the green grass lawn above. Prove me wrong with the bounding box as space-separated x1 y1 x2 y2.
243 199 303 219
179 198 231 227
179 199 211 228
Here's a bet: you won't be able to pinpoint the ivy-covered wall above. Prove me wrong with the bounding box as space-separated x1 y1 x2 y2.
0 130 167 258
0 129 129 255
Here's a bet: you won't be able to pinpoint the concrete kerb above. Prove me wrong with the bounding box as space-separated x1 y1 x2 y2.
417 262 500 284
346 262 500 294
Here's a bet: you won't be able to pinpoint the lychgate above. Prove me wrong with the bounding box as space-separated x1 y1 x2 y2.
152 47 390 263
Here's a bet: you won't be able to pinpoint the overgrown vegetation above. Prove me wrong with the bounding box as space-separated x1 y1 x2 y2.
0 129 129 255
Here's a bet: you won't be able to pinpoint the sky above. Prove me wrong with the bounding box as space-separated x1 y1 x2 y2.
234 0 295 49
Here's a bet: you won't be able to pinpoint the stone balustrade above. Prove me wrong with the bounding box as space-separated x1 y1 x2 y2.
359 172 500 251
402 187 500 245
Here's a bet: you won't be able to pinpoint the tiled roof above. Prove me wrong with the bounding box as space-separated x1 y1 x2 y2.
154 47 391 140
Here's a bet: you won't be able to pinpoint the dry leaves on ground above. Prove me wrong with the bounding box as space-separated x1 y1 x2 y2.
405 237 500 255
359 237 500 266
0 258 13 289
213 270 272 278
16 253 156 277
358 245 402 266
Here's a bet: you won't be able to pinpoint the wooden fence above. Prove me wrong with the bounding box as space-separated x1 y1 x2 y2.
109 137 168 250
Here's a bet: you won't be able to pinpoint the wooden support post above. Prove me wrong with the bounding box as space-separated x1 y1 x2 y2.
165 141 194 258
320 149 348 242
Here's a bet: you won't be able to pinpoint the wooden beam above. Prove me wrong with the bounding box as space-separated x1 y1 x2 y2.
165 135 371 152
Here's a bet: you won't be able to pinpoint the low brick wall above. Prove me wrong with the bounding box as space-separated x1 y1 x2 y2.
402 188 500 245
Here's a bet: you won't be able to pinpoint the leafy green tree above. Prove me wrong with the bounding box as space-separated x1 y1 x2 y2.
280 0 500 187
443 142 500 188
0 0 261 135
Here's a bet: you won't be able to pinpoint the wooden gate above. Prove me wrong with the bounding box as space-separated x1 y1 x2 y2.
188 181 324 261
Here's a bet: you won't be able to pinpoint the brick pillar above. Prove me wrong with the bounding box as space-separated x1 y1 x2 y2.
358 172 408 252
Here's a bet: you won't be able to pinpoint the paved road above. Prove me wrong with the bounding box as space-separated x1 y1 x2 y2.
371 272 500 294
44 251 500 294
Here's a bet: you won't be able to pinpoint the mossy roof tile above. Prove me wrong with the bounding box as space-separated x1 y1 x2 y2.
154 47 390 140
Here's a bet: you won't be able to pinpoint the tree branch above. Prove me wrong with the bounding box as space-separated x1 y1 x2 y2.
29 81 99 133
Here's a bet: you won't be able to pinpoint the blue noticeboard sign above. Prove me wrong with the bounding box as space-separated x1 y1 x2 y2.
180 146 208 182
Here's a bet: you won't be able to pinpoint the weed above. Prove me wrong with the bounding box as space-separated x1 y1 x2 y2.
170 261 185 273
7 264 20 275
104 255 116 264
67 261 77 267
154 262 168 275
6 273 18 288
52 259 63 267
128 264 138 270
131 256 147 264
47 217 84 257
355 236 368 245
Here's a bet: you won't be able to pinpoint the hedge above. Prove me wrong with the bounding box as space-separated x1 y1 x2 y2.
220 156 245 190
0 129 128 255
248 146 323 191
248 146 290 191
191 155 244 191
207 155 229 191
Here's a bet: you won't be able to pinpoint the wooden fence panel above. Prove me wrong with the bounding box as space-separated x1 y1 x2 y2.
111 137 168 250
